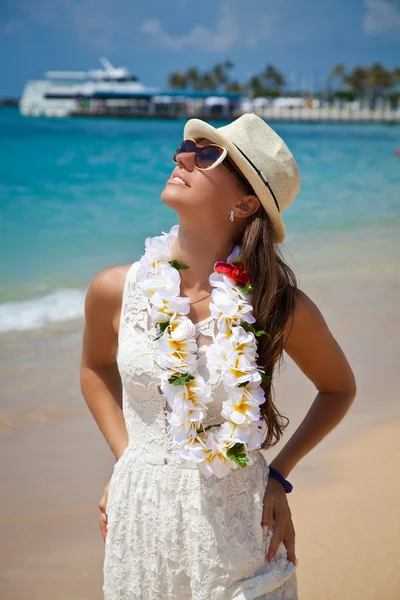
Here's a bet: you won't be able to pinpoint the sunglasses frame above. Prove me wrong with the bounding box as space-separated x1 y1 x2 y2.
173 138 227 170
173 138 256 195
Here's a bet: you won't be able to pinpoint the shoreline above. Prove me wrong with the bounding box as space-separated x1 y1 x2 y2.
2 105 400 124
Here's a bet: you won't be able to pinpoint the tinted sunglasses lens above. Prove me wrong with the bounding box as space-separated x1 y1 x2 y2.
196 146 224 169
173 139 197 162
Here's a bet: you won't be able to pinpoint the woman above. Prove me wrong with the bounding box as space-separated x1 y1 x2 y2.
81 113 356 599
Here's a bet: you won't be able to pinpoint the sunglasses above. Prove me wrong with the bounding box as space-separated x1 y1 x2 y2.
173 138 255 195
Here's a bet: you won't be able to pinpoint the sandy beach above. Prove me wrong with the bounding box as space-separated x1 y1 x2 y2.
1 224 399 599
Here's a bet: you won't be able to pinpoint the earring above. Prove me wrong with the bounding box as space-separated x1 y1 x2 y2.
229 209 235 222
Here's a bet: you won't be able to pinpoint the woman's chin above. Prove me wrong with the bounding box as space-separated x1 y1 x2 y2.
160 186 190 207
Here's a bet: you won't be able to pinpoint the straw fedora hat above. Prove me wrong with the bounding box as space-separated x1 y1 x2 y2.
183 112 301 244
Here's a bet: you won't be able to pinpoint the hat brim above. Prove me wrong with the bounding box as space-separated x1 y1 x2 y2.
183 118 285 244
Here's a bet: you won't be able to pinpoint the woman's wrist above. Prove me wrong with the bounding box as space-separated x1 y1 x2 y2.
268 466 293 493
269 457 293 480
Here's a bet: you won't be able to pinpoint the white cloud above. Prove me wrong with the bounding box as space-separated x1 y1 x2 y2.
0 20 27 35
138 2 277 52
139 3 238 52
362 0 400 34
68 0 125 53
8 0 127 52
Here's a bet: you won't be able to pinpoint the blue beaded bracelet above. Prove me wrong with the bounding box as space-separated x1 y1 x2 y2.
268 467 293 493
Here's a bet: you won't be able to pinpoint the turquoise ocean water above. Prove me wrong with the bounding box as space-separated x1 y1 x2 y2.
0 107 399 333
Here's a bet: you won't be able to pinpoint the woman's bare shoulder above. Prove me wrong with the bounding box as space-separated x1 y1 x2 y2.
84 264 135 333
282 287 356 395
283 288 325 349
87 264 133 303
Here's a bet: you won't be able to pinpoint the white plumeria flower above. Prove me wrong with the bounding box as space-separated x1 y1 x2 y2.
220 390 263 426
229 325 259 350
139 225 179 276
209 271 253 302
158 318 197 350
160 373 212 408
226 244 242 263
222 353 259 387
150 292 191 324
179 432 211 463
223 368 263 390
210 329 258 370
217 419 250 445
216 421 256 463
246 418 267 450
194 432 235 479
141 225 179 264
165 315 197 341
169 416 198 444
161 379 213 431
138 264 181 299
210 289 256 331
157 350 198 372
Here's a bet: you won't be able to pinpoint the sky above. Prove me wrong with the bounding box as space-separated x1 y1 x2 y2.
0 0 399 97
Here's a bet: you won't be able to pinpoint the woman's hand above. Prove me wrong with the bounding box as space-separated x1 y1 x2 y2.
99 480 110 542
262 477 297 566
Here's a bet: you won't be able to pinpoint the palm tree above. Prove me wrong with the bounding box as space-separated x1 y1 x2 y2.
186 66 202 91
326 63 346 101
262 64 285 93
344 66 369 100
168 71 188 90
246 75 266 99
197 72 218 92
225 81 244 93
366 62 395 105
208 60 234 92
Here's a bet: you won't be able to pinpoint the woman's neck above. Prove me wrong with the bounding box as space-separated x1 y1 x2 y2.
171 226 235 294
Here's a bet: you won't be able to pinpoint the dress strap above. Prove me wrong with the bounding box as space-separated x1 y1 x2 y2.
122 260 140 307
118 261 140 338
119 260 153 338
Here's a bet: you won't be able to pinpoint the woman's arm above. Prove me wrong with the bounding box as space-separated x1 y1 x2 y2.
80 265 131 462
269 289 357 478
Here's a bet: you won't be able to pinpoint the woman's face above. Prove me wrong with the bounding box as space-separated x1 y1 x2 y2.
160 137 259 228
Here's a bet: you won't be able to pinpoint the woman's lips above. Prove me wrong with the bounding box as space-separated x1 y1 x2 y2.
167 178 189 187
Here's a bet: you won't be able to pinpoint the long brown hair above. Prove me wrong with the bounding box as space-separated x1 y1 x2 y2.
234 205 299 450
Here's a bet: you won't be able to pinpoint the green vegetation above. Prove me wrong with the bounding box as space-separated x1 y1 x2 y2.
167 61 400 106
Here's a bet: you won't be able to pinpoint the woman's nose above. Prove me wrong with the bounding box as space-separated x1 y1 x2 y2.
176 152 196 172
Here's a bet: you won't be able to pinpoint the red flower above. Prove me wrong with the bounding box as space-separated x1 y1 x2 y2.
214 261 251 286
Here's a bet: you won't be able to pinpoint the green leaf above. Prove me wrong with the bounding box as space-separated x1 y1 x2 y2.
254 328 266 336
261 373 273 385
197 422 223 434
238 283 253 293
237 380 249 387
239 321 271 339
169 259 189 270
226 442 249 467
153 320 170 340
168 373 196 386
231 255 243 265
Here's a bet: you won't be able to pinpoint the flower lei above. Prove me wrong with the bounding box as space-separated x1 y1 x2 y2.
136 224 271 479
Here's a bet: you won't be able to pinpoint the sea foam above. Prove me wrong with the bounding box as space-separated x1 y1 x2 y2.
0 289 86 333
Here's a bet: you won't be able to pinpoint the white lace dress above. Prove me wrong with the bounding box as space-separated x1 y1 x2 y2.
103 261 298 600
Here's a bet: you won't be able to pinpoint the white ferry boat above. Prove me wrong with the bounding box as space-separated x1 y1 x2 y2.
19 57 160 117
